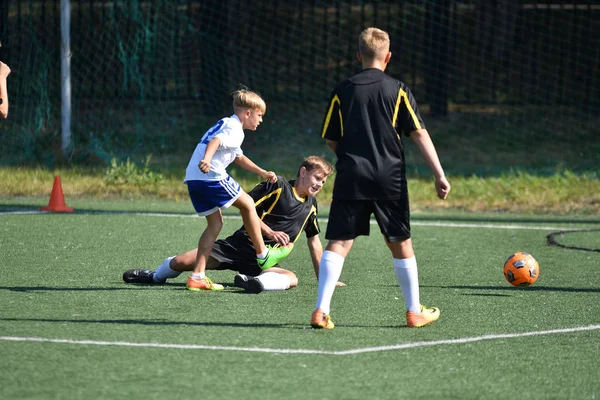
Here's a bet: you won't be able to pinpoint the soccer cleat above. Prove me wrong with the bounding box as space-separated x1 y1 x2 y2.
233 274 249 290
186 276 224 291
406 305 441 327
245 277 264 294
257 243 294 270
123 269 157 284
310 308 335 329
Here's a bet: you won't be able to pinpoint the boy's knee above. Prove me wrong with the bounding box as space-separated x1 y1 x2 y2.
288 274 299 288
235 193 255 210
205 213 224 231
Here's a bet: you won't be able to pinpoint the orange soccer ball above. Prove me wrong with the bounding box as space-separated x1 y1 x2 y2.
503 252 540 287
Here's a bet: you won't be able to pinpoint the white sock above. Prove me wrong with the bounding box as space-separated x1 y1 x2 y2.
393 256 421 313
257 272 290 291
191 272 205 279
256 249 268 259
236 274 249 282
153 256 179 282
315 250 344 315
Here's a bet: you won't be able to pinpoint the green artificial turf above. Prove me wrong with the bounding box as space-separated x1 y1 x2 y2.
0 209 599 399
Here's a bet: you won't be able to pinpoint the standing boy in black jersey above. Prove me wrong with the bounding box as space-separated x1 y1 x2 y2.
311 27 450 329
123 156 342 293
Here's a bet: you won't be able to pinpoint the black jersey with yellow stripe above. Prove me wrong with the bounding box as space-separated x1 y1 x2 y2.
230 178 319 246
320 68 425 200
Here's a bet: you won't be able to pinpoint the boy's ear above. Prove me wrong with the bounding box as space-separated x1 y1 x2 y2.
356 51 362 62
299 166 307 177
385 51 392 64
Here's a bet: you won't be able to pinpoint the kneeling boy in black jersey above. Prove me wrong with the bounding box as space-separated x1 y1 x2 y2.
123 156 344 293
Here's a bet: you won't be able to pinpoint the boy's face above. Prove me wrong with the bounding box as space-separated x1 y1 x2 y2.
243 109 264 131
296 167 329 197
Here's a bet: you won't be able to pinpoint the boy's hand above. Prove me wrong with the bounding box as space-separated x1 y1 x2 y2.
262 170 277 183
198 159 211 173
0 62 10 78
435 176 451 200
266 230 290 246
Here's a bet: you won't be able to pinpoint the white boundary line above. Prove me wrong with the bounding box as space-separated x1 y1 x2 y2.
1 324 599 355
0 209 595 231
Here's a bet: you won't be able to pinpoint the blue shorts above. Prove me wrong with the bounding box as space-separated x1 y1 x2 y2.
186 177 242 216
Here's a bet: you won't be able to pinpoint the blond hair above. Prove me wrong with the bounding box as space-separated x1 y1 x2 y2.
358 27 390 61
297 155 334 178
232 88 266 114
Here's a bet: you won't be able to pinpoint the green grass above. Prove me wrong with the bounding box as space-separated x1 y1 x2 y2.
1 205 599 399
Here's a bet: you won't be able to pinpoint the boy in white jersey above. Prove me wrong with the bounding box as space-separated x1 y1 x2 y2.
184 88 292 291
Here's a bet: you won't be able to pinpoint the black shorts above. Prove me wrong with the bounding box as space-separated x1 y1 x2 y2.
210 234 278 276
325 197 411 243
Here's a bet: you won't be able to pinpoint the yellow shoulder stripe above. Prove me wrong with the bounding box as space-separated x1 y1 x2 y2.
254 188 282 220
392 89 422 132
292 205 317 244
321 95 344 138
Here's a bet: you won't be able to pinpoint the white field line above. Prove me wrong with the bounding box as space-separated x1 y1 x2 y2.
1 324 599 356
0 210 592 231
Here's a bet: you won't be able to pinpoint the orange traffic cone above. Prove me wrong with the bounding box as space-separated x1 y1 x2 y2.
41 176 74 213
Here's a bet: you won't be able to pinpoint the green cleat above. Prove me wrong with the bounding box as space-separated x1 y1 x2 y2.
256 243 294 270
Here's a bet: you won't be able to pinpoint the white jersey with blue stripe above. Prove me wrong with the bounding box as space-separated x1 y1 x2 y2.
184 114 245 182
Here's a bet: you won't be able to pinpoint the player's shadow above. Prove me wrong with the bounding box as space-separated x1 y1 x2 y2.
425 285 600 294
0 316 293 329
0 316 410 330
0 282 243 293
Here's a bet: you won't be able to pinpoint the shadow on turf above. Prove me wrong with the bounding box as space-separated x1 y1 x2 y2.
0 316 298 328
425 285 600 293
0 282 267 294
0 316 407 329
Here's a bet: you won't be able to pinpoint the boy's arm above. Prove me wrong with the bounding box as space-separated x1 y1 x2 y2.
198 136 221 173
0 61 10 119
409 128 451 200
308 235 346 286
233 155 277 183
260 221 290 246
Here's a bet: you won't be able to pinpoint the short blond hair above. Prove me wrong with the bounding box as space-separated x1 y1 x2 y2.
232 88 266 113
297 155 334 178
358 27 390 61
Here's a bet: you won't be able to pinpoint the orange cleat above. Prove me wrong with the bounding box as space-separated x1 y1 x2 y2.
406 305 440 327
310 308 335 329
186 276 224 291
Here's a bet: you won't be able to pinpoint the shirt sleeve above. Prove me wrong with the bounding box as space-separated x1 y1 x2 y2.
248 179 281 215
304 199 320 238
320 90 343 142
216 123 244 150
396 85 426 136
